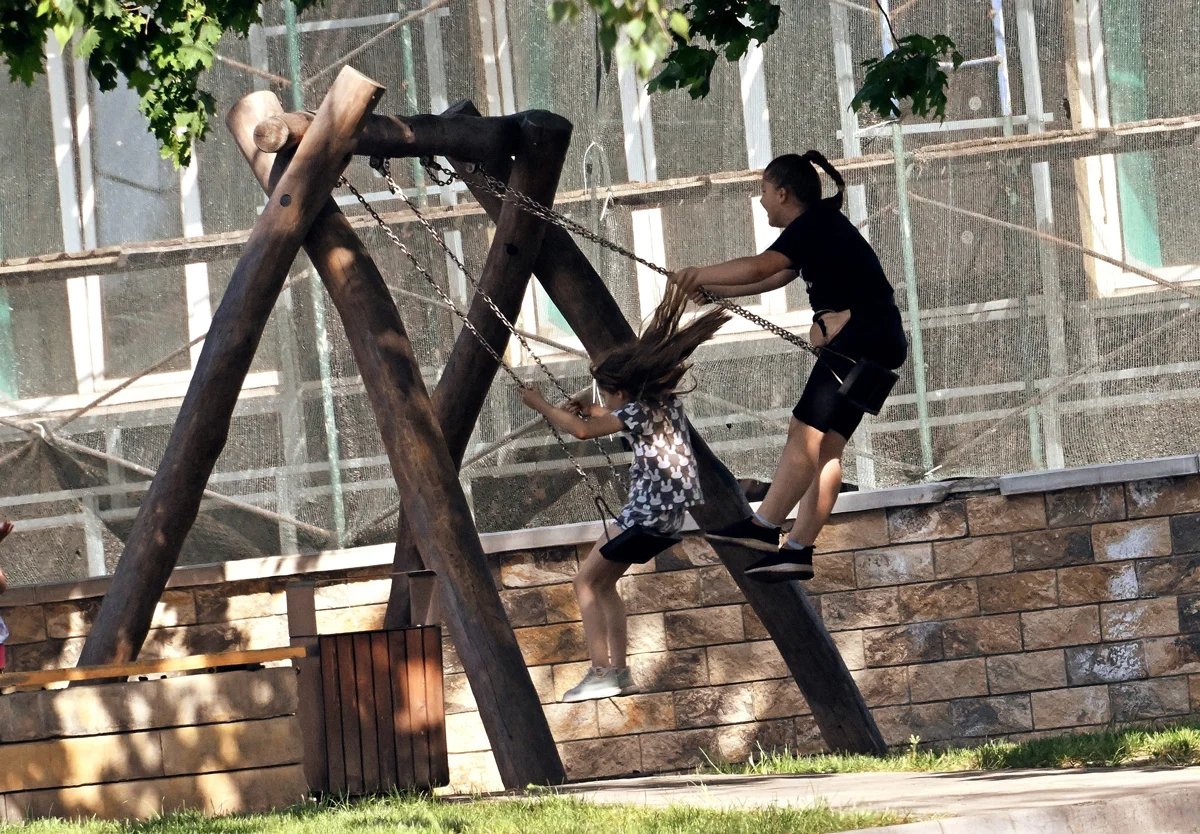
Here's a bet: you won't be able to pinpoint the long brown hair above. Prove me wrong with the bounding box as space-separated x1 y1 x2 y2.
591 284 729 402
764 150 846 211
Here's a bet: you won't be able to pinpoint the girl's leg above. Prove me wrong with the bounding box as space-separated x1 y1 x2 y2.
787 431 848 546
756 418 825 526
574 527 632 668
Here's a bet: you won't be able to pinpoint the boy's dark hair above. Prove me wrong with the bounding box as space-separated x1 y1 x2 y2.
764 150 845 211
591 285 730 402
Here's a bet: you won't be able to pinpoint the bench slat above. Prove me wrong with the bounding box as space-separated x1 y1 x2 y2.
0 646 306 689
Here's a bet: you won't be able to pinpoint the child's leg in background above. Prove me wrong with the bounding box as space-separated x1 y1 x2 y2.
574 525 632 668
787 430 848 546
756 418 824 526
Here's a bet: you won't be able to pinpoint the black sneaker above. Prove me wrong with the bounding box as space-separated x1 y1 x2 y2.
704 516 781 553
744 546 815 583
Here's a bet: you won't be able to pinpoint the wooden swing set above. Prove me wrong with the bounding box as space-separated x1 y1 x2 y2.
73 66 886 789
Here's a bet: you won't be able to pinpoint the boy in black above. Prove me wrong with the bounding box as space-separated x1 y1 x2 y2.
672 151 907 582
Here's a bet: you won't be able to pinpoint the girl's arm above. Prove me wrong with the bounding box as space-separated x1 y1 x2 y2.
519 387 624 440
702 269 798 299
672 250 792 293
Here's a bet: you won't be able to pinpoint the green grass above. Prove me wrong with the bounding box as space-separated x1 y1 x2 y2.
0 793 910 833
705 723 1200 776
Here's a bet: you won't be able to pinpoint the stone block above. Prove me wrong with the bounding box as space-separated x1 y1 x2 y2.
44 599 99 639
898 579 979 622
851 666 909 706
6 637 84 673
1012 527 1094 571
1110 678 1191 722
965 494 1047 535
1045 484 1126 528
312 578 391 610
514 622 587 666
793 714 827 754
543 701 600 741
908 658 988 703
639 726 721 772
806 551 857 593
1137 554 1200 597
1192 674 1200 713
885 500 968 543
978 570 1057 614
750 679 810 720
498 548 578 588
622 571 702 615
706 640 787 685
942 614 1022 659
674 683 756 728
664 605 744 649
1030 685 1110 729
445 711 491 754
1092 518 1172 562
1065 641 1147 685
949 694 1033 737
442 672 476 714
832 629 866 670
854 543 935 588
0 730 164 792
986 650 1067 694
194 583 282 623
1126 476 1200 519
447 751 503 794
695 566 745 606
863 622 943 666
559 735 641 780
1058 563 1139 605
1170 512 1200 554
159 717 301 775
597 692 675 736
500 587 547 628
541 584 578 624
1143 634 1200 676
528 665 556 704
313 605 385 635
868 705 916 747
1100 598 1179 641
715 718 796 764
908 701 957 742
815 510 889 552
933 535 1014 579
1180 594 1200 633
626 612 667 655
634 648 709 693
1021 605 1101 650
820 588 901 630
654 535 721 570
741 604 768 641
1 604 47 644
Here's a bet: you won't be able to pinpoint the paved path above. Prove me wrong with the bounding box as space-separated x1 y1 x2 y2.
553 767 1200 832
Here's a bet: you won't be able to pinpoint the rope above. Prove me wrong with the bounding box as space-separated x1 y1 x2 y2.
337 169 623 522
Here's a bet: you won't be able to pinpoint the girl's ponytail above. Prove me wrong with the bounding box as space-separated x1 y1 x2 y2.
803 150 845 211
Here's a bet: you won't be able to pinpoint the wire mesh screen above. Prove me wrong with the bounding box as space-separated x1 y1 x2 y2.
3 0 1200 585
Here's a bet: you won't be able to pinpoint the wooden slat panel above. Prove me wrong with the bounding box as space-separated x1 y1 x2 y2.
421 627 449 787
388 630 415 787
351 633 380 793
319 635 345 794
335 634 364 795
405 628 432 788
0 647 306 690
370 633 398 790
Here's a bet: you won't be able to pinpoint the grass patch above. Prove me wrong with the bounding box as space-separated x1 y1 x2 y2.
0 793 910 833
706 723 1200 775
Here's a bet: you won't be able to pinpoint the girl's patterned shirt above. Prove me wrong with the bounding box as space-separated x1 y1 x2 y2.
612 395 702 534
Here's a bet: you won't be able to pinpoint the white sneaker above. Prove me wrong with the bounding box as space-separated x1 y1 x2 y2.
562 666 621 702
614 666 639 696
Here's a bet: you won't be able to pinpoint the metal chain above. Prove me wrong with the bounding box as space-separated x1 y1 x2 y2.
426 159 824 359
337 172 622 515
371 158 624 483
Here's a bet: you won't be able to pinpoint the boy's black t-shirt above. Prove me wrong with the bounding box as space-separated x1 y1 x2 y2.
767 203 896 312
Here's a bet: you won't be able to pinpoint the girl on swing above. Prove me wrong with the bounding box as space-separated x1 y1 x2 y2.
672 151 908 583
520 286 729 702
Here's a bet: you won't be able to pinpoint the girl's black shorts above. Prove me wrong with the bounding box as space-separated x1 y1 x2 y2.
793 304 908 439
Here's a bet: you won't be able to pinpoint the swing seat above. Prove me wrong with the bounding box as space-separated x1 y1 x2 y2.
838 358 899 415
600 525 682 564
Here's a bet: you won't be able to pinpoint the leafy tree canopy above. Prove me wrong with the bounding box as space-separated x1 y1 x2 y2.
0 1 958 168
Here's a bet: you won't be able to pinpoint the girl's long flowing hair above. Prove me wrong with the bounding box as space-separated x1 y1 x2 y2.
591 284 730 402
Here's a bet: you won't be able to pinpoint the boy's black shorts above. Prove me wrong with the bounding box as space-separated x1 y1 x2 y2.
793 304 908 439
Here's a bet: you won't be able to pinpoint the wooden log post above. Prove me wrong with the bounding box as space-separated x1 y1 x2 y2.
445 104 886 754
383 112 570 626
77 67 384 668
229 92 565 788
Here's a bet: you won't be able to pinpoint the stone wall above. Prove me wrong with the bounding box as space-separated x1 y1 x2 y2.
3 459 1200 793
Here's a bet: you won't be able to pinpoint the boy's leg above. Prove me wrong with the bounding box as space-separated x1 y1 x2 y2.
787 431 848 546
756 418 825 525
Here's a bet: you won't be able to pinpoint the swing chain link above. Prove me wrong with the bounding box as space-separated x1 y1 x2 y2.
338 170 624 513
423 158 823 358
